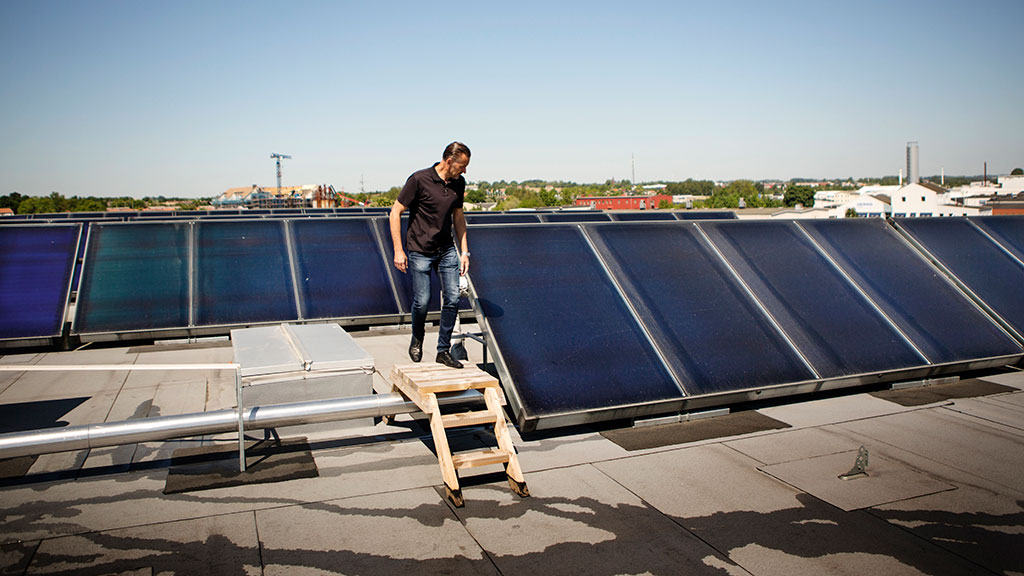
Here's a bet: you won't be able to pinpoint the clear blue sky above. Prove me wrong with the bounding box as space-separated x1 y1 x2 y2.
2 0 1021 198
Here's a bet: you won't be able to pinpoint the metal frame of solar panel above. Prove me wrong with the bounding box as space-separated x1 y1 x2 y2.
0 224 82 347
72 218 409 341
468 218 1023 430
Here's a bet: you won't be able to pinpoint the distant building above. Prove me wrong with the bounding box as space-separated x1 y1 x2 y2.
950 175 1024 198
0 208 13 217
890 181 987 217
838 194 891 218
987 193 1024 215
213 184 343 209
998 174 1024 195
574 194 672 210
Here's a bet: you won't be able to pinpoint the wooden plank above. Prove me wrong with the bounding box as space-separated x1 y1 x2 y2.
417 380 498 394
486 387 527 485
442 410 497 428
413 373 495 385
397 363 493 380
390 366 432 414
452 448 509 470
394 365 498 395
407 371 496 385
429 411 460 491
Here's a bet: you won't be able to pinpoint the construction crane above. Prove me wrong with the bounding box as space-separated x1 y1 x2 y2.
270 153 292 200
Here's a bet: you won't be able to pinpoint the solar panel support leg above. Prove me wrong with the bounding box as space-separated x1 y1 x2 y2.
236 367 246 473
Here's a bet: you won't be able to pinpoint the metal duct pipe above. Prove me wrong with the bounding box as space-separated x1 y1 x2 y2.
0 390 482 461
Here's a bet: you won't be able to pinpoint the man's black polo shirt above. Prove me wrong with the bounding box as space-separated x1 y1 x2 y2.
397 162 465 254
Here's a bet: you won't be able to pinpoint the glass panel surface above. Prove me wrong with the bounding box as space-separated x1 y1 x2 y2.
194 220 297 326
801 219 1020 363
75 223 190 333
675 212 737 220
465 213 541 224
470 225 683 418
970 216 1024 263
540 212 611 223
0 225 79 339
610 212 677 221
701 221 926 377
898 218 1024 337
588 223 815 394
291 219 400 318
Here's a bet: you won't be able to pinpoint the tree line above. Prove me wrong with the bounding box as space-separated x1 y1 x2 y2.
0 192 207 214
11 170 1018 215
347 178 822 211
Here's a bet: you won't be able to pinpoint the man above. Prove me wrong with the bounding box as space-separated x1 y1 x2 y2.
390 142 471 369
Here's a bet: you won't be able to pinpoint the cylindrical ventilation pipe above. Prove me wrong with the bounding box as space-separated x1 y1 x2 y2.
0 391 482 461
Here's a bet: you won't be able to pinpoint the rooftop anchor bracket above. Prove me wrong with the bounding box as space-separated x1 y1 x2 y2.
838 445 870 480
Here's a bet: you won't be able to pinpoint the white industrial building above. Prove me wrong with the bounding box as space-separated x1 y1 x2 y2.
837 194 892 218
785 143 993 220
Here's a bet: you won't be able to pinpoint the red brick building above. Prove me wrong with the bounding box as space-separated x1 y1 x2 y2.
574 194 672 210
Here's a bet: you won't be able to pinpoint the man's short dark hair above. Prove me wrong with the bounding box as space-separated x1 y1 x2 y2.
443 141 471 161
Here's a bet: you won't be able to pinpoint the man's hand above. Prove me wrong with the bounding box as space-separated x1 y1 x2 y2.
460 253 470 276
394 249 408 273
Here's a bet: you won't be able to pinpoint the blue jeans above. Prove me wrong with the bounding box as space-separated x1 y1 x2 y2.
408 246 460 353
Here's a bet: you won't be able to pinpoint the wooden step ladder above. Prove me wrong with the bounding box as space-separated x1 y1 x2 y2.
390 363 529 507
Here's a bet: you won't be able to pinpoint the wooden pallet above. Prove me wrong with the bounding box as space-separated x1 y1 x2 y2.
390 363 529 507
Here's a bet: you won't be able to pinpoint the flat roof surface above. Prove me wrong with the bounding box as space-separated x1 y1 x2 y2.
1 326 1022 575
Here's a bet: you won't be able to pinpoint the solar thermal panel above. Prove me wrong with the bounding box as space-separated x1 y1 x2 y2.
290 219 401 319
699 220 926 377
465 213 542 224
371 217 471 313
194 220 298 326
469 225 684 426
800 219 1021 363
586 223 816 394
675 212 737 220
0 225 79 340
970 216 1024 263
896 218 1024 341
609 212 677 221
74 222 190 334
540 212 611 223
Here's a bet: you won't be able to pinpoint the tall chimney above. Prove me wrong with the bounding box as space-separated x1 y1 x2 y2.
906 141 919 184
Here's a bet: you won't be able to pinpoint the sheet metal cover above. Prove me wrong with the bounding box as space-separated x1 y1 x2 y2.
232 324 374 379
232 325 304 378
289 323 374 374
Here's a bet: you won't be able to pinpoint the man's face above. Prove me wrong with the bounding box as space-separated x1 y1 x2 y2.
446 154 469 179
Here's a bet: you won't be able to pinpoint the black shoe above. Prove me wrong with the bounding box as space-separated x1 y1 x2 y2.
435 350 463 369
409 337 423 362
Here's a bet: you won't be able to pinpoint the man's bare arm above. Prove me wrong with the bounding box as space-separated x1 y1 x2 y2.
390 200 408 273
453 207 469 275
